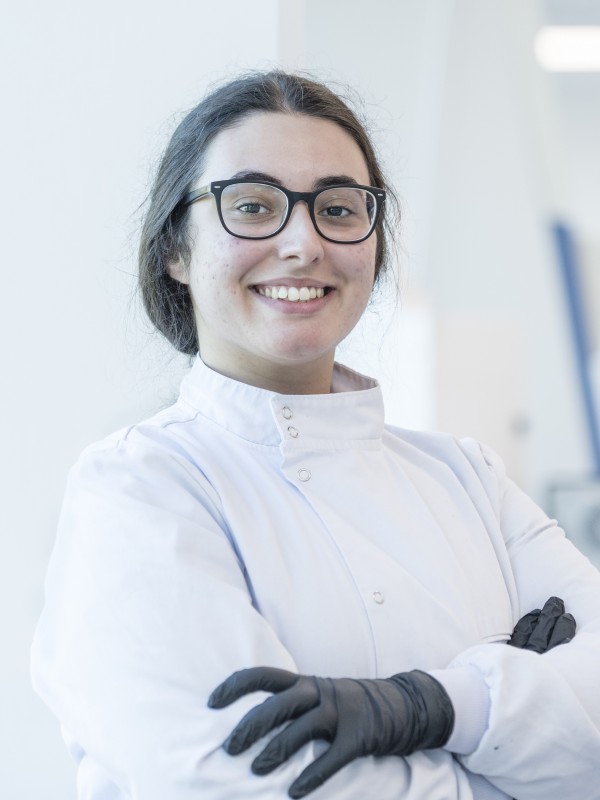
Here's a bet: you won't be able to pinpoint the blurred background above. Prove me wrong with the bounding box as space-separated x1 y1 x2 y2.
2 0 599 795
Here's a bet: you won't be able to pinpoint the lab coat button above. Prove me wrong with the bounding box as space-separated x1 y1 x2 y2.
288 426 299 438
298 468 311 482
372 591 384 604
282 406 293 419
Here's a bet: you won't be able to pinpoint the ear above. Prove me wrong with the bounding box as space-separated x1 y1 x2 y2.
167 257 190 285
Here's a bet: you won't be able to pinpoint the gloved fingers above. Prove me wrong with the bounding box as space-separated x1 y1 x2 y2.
524 596 566 653
547 612 576 649
208 666 300 709
225 682 320 756
251 706 333 775
508 597 576 653
508 609 541 649
287 740 355 799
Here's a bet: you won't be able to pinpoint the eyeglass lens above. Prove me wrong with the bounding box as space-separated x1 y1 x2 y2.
219 183 377 241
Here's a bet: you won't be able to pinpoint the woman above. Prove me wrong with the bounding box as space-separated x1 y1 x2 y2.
31 71 600 800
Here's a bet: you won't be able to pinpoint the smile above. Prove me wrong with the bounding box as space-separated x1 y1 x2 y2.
254 286 330 302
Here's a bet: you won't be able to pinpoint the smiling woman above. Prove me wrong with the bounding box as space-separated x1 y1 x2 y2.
167 112 380 394
31 71 600 800
136 72 396 363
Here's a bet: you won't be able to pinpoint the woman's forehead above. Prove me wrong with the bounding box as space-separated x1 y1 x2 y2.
200 112 371 187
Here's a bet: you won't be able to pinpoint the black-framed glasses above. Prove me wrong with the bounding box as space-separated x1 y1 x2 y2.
180 179 385 244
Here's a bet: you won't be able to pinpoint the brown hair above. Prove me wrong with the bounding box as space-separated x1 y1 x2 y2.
138 70 399 355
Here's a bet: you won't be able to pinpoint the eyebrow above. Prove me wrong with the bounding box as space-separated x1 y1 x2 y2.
229 170 363 190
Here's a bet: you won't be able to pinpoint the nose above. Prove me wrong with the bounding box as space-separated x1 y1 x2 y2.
275 201 325 264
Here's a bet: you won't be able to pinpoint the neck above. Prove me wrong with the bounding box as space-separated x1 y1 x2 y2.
198 350 335 395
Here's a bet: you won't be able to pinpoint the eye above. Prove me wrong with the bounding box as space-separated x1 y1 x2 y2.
320 204 352 218
315 188 365 222
235 200 272 215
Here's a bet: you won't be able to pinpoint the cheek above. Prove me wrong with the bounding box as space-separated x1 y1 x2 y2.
352 244 377 289
188 237 266 317
200 235 265 280
350 249 378 321
189 236 237 286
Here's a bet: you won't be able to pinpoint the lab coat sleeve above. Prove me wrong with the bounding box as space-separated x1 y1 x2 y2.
30 435 435 799
30 436 316 798
450 440 600 800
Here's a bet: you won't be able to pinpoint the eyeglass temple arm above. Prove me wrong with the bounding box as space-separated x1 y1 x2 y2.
182 184 212 207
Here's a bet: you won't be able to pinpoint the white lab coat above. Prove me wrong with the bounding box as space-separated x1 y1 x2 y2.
31 357 600 799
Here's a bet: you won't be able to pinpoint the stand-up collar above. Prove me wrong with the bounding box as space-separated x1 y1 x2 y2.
178 356 385 447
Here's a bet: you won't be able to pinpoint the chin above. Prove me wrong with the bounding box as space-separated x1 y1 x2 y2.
267 329 346 361
266 340 336 365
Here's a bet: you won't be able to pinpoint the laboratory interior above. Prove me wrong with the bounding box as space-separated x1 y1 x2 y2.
2 0 599 796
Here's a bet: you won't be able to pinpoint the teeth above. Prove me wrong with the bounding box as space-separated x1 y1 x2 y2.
256 286 326 302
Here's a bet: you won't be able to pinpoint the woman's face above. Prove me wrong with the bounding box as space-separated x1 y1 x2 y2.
171 111 378 393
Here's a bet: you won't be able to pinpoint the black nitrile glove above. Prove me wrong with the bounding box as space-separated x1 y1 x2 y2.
508 596 576 653
208 667 454 799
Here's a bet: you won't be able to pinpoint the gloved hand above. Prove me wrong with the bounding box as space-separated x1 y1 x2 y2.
208 597 575 798
208 667 454 798
508 596 575 652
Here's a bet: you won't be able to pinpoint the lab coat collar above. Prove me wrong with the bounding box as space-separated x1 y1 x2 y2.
178 355 385 447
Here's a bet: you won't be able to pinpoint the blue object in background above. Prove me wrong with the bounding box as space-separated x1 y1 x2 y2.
552 221 600 476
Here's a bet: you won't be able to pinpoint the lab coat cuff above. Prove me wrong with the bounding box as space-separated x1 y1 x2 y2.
427 665 490 755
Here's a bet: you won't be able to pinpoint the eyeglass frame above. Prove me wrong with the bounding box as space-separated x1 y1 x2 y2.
179 178 386 244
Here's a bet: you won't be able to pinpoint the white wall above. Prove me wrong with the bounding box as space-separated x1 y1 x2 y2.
3 1 598 797
425 0 592 496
